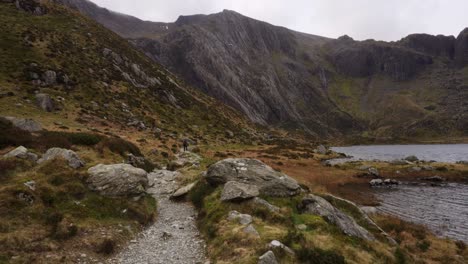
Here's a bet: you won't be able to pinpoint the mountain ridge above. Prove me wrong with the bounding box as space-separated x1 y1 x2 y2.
60 0 468 140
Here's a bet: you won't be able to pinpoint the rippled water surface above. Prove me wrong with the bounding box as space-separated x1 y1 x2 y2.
331 144 468 163
374 183 468 242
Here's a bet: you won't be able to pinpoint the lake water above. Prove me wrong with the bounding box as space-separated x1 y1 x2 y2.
330 144 468 163
374 183 468 242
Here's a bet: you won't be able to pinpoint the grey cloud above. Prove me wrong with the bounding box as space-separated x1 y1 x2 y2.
91 0 468 41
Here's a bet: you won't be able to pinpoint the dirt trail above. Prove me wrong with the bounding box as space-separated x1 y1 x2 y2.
110 170 207 264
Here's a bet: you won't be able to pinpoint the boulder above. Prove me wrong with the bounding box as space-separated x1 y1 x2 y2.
227 210 253 225
242 224 260 238
42 70 57 85
258 251 278 264
299 194 374 240
35 93 54 112
368 167 380 177
409 166 422 172
38 148 84 169
3 146 38 161
370 179 383 186
87 164 148 197
316 145 327 155
147 170 182 196
14 0 47 15
206 158 301 197
3 116 42 132
221 181 259 202
404 155 419 162
171 182 197 198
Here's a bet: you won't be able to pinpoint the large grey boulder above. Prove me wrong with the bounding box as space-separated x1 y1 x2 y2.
258 251 278 264
299 194 374 240
4 116 42 132
221 181 259 202
38 148 85 169
42 70 57 85
3 146 38 161
87 164 148 197
206 158 301 197
171 182 197 198
35 93 54 112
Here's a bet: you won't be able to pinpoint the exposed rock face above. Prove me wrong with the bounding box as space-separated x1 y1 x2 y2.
455 28 468 67
250 197 280 213
87 164 148 197
328 39 433 81
398 34 456 58
35 93 55 112
206 158 301 197
14 0 47 15
299 194 374 240
221 181 260 202
3 116 42 132
38 148 85 169
59 1 468 138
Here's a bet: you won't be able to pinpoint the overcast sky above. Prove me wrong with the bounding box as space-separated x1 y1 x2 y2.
91 0 467 41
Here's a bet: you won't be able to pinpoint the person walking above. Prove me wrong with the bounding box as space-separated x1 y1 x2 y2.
183 138 189 152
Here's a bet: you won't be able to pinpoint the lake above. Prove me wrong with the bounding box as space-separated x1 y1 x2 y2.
330 144 468 163
374 183 468 242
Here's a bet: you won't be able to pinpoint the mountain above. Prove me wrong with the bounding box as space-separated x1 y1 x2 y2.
59 0 468 140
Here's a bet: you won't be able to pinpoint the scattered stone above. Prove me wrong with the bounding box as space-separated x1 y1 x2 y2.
42 70 57 85
225 130 234 138
15 0 47 15
420 176 445 182
250 197 280 213
171 182 197 199
316 145 327 155
269 240 295 255
404 155 419 162
368 167 380 177
296 224 307 231
421 165 434 171
370 179 383 186
299 194 375 240
227 211 253 225
221 181 260 202
35 93 54 112
409 166 422 172
258 251 278 264
390 160 411 165
242 224 260 238
38 148 85 169
23 180 36 191
206 158 301 197
3 116 42 132
87 164 148 197
360 206 378 214
17 192 34 204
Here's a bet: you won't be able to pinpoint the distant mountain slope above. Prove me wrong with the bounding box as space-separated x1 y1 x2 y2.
61 0 468 140
0 0 256 145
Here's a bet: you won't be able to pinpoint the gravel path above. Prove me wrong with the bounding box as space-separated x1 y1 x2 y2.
110 170 207 264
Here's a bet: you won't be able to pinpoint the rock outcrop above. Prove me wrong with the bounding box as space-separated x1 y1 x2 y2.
35 93 55 112
38 148 85 169
206 158 301 197
258 251 278 264
299 194 374 240
455 28 468 68
87 164 148 197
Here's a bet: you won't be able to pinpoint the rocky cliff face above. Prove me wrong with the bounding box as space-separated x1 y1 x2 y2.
60 0 468 139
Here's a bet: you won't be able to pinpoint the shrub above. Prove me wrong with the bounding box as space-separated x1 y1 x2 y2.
455 240 466 252
417 240 431 252
0 117 33 149
297 247 346 264
394 247 407 264
97 239 116 255
189 181 215 209
97 137 142 157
